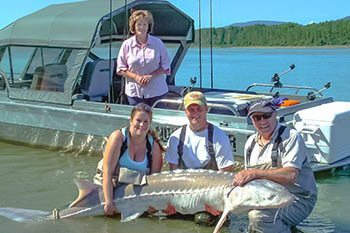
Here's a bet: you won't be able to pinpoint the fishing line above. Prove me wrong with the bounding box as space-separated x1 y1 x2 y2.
108 0 114 103
210 0 213 89
198 0 202 88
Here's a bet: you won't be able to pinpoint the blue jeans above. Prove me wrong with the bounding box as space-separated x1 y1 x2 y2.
127 93 167 107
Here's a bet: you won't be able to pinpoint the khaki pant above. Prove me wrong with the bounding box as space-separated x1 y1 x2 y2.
248 194 317 233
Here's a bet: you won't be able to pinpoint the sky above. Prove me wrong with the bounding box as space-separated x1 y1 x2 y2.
0 0 349 29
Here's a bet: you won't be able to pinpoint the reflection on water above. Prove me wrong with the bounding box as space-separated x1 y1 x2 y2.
0 141 349 233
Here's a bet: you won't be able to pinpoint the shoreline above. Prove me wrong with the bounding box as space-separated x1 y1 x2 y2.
190 45 350 49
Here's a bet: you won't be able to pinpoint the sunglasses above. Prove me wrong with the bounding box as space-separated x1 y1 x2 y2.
251 112 273 121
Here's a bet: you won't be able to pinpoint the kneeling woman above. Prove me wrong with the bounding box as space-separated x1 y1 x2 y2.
94 103 164 215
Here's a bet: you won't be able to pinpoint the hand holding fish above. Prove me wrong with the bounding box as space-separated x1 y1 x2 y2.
232 169 257 186
104 201 118 216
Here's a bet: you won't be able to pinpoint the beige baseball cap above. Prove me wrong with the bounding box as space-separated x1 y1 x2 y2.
183 91 207 109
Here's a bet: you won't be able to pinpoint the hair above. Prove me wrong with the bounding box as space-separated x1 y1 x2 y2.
129 103 165 152
148 129 165 152
128 9 154 34
130 102 153 122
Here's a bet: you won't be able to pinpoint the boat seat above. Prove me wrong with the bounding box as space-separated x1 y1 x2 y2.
80 59 114 101
30 66 44 90
40 64 68 92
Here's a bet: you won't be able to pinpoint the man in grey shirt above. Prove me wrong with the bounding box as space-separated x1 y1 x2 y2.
233 100 317 233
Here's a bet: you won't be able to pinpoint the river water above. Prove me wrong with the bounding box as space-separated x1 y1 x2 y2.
1 48 350 232
175 47 350 102
0 141 349 233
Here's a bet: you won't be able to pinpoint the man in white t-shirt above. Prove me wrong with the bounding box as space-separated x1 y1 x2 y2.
165 91 234 171
165 91 234 225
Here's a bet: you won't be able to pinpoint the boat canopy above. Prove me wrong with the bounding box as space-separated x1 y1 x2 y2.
0 0 194 48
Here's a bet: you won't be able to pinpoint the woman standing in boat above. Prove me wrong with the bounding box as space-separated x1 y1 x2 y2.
117 9 171 106
94 103 164 215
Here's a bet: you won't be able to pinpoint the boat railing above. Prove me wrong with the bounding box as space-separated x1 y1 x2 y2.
246 83 320 95
152 98 240 116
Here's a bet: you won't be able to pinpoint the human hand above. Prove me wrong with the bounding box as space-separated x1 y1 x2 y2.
143 74 152 82
136 75 151 86
232 170 256 187
135 75 143 85
104 201 118 216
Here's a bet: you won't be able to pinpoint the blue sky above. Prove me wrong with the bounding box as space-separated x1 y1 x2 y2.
0 0 349 29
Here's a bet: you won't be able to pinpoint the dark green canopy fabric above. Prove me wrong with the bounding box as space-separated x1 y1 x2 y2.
0 0 115 48
0 0 194 49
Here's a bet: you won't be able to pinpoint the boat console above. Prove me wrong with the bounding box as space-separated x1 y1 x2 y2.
152 87 273 117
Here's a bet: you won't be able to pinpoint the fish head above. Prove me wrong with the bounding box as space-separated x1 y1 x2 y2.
225 179 295 214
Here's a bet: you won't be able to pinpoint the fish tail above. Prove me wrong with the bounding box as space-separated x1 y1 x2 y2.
0 207 51 222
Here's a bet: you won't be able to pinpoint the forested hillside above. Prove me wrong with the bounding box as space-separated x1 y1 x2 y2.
195 19 350 47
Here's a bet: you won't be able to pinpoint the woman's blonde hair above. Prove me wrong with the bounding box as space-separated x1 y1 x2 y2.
129 9 154 34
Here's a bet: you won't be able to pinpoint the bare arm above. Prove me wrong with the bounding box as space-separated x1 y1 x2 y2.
233 166 299 187
102 130 123 215
148 67 167 78
117 70 143 83
118 68 167 86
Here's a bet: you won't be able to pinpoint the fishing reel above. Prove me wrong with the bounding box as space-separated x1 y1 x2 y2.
271 64 295 88
307 82 331 101
181 76 197 97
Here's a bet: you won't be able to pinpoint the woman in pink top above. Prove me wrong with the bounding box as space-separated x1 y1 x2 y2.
117 10 171 106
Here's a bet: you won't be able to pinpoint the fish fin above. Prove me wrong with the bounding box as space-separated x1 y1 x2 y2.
162 203 177 215
0 207 50 222
119 210 143 222
213 208 229 233
69 179 99 208
205 204 222 216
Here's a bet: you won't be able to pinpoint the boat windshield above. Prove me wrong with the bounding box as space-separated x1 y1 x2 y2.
0 45 84 92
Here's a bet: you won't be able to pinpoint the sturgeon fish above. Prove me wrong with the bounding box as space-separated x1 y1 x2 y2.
0 169 294 233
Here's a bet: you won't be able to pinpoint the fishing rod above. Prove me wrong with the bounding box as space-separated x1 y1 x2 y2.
115 0 128 104
307 82 331 100
198 0 203 89
209 0 214 89
246 64 298 92
108 0 114 103
271 64 295 90
124 0 128 38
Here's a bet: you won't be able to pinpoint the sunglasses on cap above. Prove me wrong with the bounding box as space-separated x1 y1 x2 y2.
251 112 274 121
